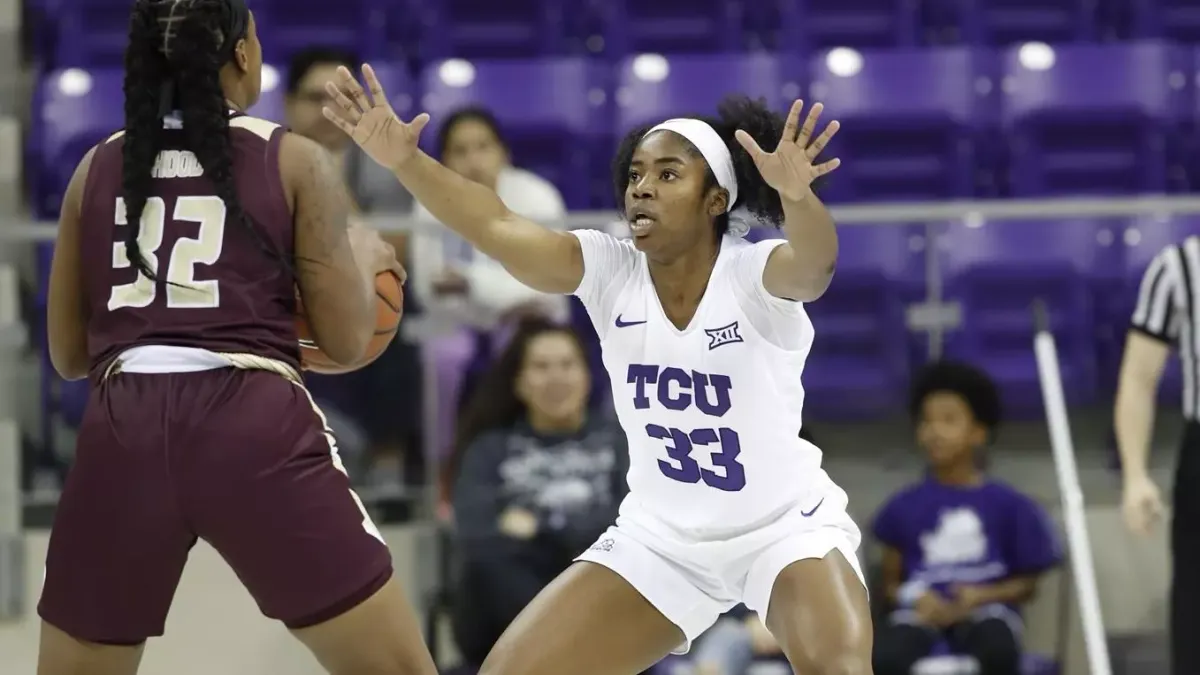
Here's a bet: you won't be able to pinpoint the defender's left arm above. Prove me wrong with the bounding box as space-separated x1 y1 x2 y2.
762 190 838 302
734 100 841 303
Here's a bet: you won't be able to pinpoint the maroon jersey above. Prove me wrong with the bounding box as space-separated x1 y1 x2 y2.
78 114 300 377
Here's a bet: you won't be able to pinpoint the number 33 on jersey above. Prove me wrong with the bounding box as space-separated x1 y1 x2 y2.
629 364 746 492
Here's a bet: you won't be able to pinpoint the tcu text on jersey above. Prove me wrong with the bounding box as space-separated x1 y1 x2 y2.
627 364 745 492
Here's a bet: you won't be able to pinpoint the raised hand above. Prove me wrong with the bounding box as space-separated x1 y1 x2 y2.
322 64 430 171
735 100 841 202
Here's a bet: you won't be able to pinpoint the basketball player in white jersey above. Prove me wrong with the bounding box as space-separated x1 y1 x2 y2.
324 65 872 675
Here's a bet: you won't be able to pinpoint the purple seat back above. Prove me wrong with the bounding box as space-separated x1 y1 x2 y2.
808 47 998 201
949 0 1097 46
777 0 921 52
1001 42 1186 126
413 0 568 59
592 0 745 57
615 53 797 131
1001 42 1187 195
420 58 609 209
33 68 124 217
811 47 996 127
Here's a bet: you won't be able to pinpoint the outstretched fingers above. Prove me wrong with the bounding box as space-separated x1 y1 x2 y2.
361 63 389 107
805 119 840 160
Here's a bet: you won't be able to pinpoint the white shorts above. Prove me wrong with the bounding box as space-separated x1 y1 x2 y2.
575 483 866 653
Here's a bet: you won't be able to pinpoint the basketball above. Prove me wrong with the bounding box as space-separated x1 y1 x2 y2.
295 270 404 374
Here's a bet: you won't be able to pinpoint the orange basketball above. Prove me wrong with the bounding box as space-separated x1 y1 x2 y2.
295 271 404 374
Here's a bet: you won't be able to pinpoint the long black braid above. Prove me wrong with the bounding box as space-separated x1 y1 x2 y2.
121 0 282 286
120 0 170 282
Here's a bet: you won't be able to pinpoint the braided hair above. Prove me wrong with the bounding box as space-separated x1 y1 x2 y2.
121 0 275 284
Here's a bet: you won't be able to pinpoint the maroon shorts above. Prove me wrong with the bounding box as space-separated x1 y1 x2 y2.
37 367 393 644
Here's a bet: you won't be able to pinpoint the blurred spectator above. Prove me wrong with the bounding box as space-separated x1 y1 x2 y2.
411 106 569 465
449 321 626 667
284 46 414 215
285 47 423 494
872 362 1061 675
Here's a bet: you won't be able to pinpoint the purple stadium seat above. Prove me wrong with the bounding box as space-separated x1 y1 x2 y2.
409 0 568 59
808 47 1000 202
32 68 124 218
48 0 134 66
248 61 414 127
804 225 925 419
938 217 1109 414
942 0 1097 46
1001 42 1188 196
1131 0 1200 43
585 0 745 58
766 0 922 53
419 58 610 210
252 0 388 61
615 53 796 131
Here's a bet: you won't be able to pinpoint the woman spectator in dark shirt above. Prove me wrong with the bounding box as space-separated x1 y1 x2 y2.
449 320 628 669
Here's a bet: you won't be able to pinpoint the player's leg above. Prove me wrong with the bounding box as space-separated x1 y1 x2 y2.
743 518 873 675
759 550 873 674
477 524 722 675
37 623 145 675
183 370 436 674
37 375 196 675
478 563 684 675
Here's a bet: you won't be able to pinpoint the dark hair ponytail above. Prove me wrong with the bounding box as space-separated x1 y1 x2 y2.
121 0 281 287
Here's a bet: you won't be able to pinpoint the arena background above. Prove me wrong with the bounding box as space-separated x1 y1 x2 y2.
0 0 1192 672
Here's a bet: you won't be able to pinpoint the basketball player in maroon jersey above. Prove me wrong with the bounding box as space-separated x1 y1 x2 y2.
36 1 438 674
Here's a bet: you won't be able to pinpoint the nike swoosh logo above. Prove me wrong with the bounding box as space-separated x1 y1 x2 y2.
800 498 825 517
615 315 647 328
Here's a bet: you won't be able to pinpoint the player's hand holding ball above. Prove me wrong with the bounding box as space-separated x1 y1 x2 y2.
296 224 405 374
735 100 842 202
322 64 429 172
348 222 406 284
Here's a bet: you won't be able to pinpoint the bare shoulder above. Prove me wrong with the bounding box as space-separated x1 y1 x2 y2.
229 114 282 140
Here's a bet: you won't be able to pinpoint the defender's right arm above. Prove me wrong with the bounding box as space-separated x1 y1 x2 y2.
392 151 584 295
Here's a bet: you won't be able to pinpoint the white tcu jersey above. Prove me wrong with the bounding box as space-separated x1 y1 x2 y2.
572 229 826 539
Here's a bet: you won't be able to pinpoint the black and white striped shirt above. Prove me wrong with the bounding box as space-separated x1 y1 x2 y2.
1131 236 1200 419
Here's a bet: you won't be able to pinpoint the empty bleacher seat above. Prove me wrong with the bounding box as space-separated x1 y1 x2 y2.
1131 0 1200 43
251 0 389 62
938 217 1110 413
585 0 746 58
410 0 569 60
31 67 124 219
420 58 610 210
615 53 797 131
808 46 1000 202
769 0 922 53
1001 41 1189 196
803 224 925 419
942 0 1098 46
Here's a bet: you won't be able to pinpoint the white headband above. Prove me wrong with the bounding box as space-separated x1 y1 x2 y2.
645 118 738 212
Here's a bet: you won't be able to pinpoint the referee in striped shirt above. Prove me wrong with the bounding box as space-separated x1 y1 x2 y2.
1114 235 1199 675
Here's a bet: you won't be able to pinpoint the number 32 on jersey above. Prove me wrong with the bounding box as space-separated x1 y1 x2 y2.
628 363 747 492
109 195 227 311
